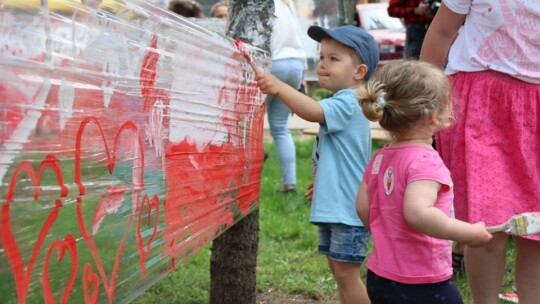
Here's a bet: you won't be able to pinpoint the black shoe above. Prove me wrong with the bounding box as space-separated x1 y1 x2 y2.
276 186 297 194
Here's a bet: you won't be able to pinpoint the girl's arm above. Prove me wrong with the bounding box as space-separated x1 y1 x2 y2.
256 73 325 123
403 180 492 247
356 181 370 231
419 2 466 67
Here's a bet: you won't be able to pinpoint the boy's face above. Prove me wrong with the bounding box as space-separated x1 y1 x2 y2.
316 37 367 93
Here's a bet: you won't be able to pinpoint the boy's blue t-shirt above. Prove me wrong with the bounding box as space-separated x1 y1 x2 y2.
310 88 371 227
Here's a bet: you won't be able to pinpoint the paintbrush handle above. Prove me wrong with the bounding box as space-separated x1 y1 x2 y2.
487 222 510 234
248 61 261 75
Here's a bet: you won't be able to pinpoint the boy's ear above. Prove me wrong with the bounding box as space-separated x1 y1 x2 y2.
354 64 368 81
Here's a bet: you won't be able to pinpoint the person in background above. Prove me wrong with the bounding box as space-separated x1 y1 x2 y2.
421 1 540 303
356 60 492 304
210 1 228 20
168 0 205 18
257 25 379 303
387 0 434 59
266 0 306 194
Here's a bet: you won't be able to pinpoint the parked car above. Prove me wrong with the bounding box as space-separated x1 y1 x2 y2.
356 3 405 61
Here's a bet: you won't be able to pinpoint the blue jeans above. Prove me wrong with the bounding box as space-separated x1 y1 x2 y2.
267 58 304 186
317 223 370 263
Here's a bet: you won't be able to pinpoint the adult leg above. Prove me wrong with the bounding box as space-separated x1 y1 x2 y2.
331 260 369 304
266 59 303 189
514 237 540 304
465 233 509 304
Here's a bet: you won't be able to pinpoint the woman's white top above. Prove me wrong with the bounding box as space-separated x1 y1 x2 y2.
444 0 540 84
271 0 306 61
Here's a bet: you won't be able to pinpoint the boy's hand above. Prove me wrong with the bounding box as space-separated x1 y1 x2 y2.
256 73 282 96
465 222 493 248
304 182 314 201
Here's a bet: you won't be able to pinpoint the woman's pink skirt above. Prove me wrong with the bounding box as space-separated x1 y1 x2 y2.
436 71 540 240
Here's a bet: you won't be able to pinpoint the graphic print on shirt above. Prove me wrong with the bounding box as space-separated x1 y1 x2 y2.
476 0 540 77
384 166 394 195
372 154 383 174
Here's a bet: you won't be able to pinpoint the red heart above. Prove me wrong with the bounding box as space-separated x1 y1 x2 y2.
0 155 68 303
74 117 144 302
82 263 99 304
136 194 160 279
42 234 78 304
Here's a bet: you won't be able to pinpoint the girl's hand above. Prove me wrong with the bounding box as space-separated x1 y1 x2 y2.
304 182 314 201
256 73 282 96
465 222 493 248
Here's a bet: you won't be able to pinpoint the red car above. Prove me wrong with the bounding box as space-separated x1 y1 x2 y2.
356 3 405 61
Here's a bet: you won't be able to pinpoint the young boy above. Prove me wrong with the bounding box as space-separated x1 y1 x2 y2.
256 25 379 303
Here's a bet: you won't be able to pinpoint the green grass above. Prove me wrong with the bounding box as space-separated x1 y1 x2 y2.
134 136 516 304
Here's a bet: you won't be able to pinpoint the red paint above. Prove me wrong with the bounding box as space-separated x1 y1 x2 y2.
92 186 130 234
234 38 252 63
42 235 78 304
0 155 67 303
234 38 260 75
74 117 144 196
82 264 99 304
1 20 266 303
136 194 160 279
74 117 144 302
161 44 265 261
139 35 170 113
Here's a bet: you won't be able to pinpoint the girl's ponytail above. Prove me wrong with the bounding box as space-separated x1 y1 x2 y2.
358 81 386 122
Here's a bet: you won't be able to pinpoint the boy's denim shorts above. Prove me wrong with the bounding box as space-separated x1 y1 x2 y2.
317 223 370 263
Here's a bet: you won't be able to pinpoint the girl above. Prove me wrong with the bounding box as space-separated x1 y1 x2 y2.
355 60 492 304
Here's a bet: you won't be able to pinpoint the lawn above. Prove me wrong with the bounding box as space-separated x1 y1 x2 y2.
133 134 517 304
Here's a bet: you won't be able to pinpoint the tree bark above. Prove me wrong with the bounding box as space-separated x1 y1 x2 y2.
210 210 259 304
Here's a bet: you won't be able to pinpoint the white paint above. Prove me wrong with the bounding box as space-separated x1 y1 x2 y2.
58 78 75 130
0 77 52 186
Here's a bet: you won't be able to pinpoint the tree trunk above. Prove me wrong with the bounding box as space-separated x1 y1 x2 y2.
210 210 259 304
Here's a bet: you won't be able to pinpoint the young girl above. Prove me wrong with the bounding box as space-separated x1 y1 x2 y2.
355 60 492 304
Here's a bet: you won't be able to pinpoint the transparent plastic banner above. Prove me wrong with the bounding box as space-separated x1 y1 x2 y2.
0 0 269 303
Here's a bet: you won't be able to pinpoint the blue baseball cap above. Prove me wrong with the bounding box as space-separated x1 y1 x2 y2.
308 25 379 80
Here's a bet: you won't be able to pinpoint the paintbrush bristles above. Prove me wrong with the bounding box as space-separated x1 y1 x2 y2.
511 214 528 235
487 212 540 236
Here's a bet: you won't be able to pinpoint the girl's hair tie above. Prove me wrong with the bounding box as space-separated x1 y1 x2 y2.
377 95 386 109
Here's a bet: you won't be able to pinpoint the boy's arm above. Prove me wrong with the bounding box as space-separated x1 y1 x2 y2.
403 180 492 247
356 181 370 231
256 73 325 123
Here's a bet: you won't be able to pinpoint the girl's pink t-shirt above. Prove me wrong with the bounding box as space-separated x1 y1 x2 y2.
363 144 453 284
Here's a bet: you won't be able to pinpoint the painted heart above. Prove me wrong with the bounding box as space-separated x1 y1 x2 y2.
0 155 68 303
74 117 144 302
136 194 160 279
82 263 99 304
42 234 78 304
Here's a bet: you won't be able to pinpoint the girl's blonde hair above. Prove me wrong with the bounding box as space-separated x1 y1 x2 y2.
358 60 453 137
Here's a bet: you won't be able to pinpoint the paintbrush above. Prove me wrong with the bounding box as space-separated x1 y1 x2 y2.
234 38 261 75
486 212 540 236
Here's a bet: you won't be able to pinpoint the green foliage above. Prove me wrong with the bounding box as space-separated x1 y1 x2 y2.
308 87 334 102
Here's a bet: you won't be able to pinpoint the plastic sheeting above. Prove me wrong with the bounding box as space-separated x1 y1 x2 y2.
0 0 269 303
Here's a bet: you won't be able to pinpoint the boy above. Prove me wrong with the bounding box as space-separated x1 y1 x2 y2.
256 25 379 303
